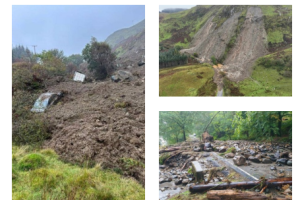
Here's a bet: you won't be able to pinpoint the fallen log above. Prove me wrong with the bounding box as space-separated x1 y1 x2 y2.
190 177 292 193
207 190 292 200
159 147 181 154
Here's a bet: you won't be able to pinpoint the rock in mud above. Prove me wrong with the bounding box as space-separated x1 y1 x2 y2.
225 153 235 158
182 179 189 185
174 179 182 185
159 165 166 169
280 152 289 158
219 146 227 152
262 158 272 164
194 146 201 152
277 158 288 165
233 155 246 166
248 156 260 163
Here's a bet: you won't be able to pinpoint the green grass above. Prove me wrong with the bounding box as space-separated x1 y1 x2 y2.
237 66 292 96
12 146 145 200
159 64 216 96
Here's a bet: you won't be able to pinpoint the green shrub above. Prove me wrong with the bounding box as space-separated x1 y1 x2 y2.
159 153 170 165
193 53 199 57
13 117 50 145
211 56 218 65
18 153 47 171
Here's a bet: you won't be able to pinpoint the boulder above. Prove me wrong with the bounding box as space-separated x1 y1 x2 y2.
276 158 288 165
233 155 246 166
202 131 214 142
280 152 289 158
248 156 260 163
225 153 235 158
255 154 262 159
287 159 292 166
174 179 182 185
262 158 272 164
182 179 189 185
116 70 133 81
219 146 227 153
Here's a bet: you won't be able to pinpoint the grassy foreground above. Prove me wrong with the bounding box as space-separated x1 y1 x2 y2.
12 146 145 200
159 64 216 96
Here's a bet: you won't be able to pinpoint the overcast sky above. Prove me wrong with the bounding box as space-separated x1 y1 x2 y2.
12 5 145 56
159 5 196 11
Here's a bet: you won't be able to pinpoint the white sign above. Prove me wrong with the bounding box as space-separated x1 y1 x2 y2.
73 71 85 82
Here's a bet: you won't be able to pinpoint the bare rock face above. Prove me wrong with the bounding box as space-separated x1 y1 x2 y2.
202 131 214 142
233 155 246 166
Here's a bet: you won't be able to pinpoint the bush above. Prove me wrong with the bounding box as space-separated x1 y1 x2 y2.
18 153 47 171
193 52 199 57
211 56 218 65
13 117 50 145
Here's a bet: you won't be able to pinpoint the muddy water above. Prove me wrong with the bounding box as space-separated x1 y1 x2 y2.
217 89 223 96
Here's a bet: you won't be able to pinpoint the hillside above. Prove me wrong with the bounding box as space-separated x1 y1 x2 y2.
106 20 145 67
159 5 292 96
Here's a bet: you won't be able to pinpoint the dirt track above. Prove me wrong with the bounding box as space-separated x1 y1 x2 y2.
42 67 145 185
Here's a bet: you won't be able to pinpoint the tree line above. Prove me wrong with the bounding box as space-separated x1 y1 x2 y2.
159 46 188 68
159 111 292 145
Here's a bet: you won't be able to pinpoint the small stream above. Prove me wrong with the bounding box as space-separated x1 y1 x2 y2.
217 89 223 96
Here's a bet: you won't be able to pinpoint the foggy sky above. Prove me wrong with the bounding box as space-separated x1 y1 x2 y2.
159 5 196 12
12 5 145 56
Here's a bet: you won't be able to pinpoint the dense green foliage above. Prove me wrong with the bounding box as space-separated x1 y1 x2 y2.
12 146 145 200
82 37 116 80
160 111 292 145
159 46 188 68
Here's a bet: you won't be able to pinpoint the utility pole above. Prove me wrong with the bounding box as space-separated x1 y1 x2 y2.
32 45 37 54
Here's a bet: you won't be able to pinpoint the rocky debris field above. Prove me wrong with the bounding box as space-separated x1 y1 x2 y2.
159 137 292 199
39 67 145 185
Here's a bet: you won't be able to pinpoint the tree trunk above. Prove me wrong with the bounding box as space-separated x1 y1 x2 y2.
183 128 186 141
204 111 220 132
207 190 291 200
278 111 282 136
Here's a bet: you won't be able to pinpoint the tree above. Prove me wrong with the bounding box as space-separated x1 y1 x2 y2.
82 37 116 80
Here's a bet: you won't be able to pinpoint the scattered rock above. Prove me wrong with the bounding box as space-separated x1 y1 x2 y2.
233 155 246 166
174 179 182 185
270 166 277 170
182 179 189 185
225 153 235 158
280 152 289 158
248 156 260 163
262 158 272 164
287 159 292 166
276 158 288 165
159 165 166 169
219 146 227 153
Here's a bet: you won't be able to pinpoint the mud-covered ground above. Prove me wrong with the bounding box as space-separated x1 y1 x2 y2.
41 66 145 185
159 137 292 199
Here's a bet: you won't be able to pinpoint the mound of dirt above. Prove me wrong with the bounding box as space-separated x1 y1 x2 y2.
42 69 145 185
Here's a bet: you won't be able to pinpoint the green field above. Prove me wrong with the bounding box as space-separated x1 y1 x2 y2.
233 66 292 96
159 64 217 96
12 146 145 200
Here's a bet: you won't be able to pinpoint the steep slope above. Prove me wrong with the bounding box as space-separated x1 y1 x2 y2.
105 20 145 48
160 5 292 86
106 20 145 67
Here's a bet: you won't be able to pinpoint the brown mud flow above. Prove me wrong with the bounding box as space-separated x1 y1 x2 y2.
159 136 292 199
41 68 145 185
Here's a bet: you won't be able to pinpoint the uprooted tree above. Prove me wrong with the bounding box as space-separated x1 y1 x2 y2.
82 37 116 80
